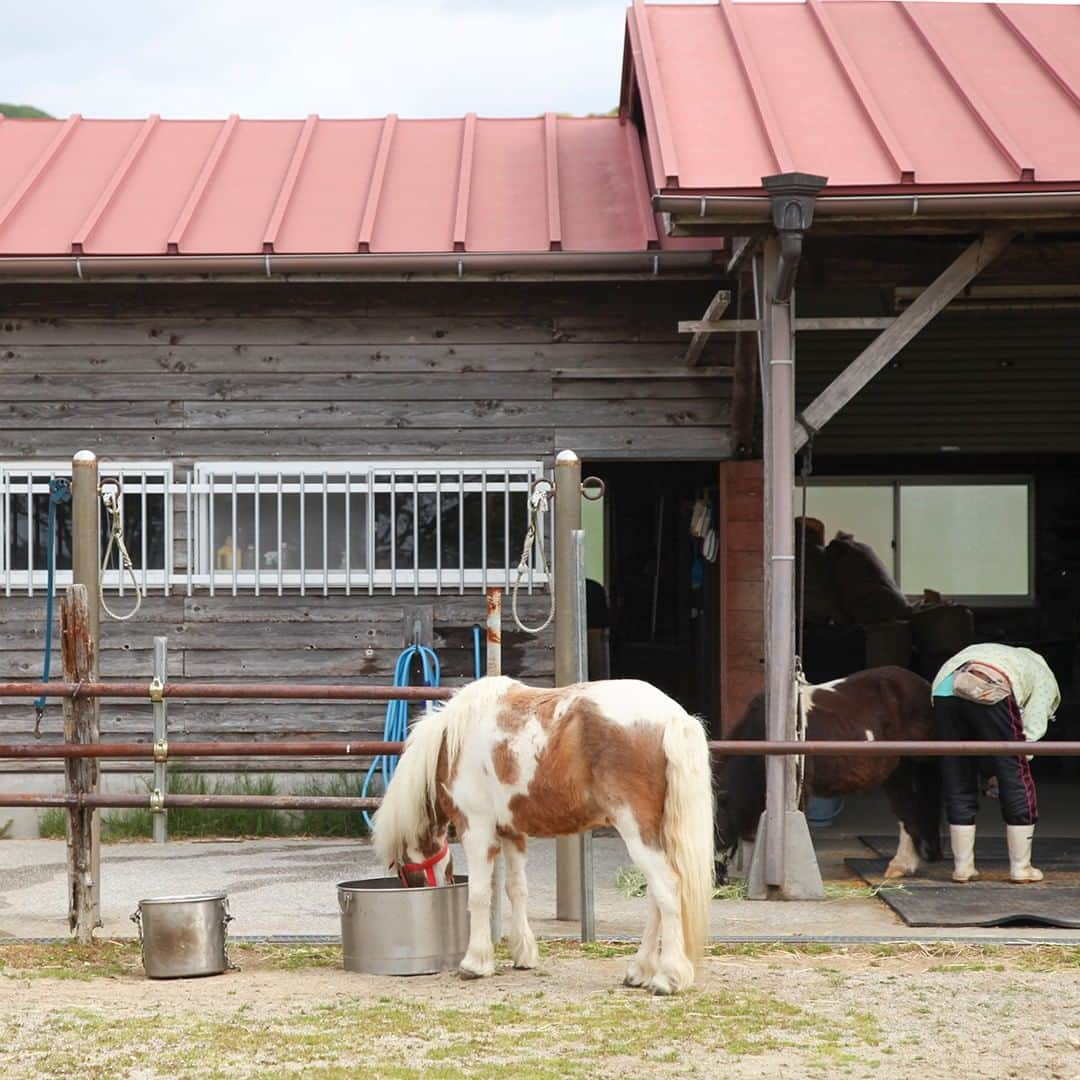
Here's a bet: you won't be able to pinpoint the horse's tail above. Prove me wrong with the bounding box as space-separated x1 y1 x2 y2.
661 708 715 967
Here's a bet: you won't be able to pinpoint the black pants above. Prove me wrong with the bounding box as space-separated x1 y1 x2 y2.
933 695 1038 826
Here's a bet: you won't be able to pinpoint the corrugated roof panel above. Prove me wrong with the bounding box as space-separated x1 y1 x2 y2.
0 119 66 222
738 4 897 186
557 118 647 252
465 119 548 253
179 120 305 254
911 3 1080 182
825 2 1016 185
644 4 776 189
0 119 143 254
370 119 462 253
630 0 1080 194
86 120 222 255
272 119 384 254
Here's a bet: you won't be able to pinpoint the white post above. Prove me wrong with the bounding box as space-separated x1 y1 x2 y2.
573 530 596 942
486 589 503 944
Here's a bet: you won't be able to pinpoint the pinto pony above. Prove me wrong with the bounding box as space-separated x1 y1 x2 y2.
716 666 943 881
373 675 714 995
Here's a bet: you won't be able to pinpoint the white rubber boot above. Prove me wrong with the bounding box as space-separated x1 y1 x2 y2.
1006 825 1044 883
950 825 979 883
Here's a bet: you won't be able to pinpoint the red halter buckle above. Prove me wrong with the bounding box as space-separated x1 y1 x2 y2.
395 838 451 887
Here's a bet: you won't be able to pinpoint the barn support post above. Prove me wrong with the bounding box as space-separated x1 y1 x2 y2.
61 585 98 942
70 450 102 929
151 636 168 844
554 450 583 921
747 215 825 900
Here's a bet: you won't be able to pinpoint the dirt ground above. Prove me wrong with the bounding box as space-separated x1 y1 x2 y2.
2 940 1079 1079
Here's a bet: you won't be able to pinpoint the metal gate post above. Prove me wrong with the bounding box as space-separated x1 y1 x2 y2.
70 450 102 927
152 636 168 843
554 450 583 921
573 530 596 942
486 588 504 943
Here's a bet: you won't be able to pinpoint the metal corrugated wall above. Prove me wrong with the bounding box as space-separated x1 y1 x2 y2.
795 312 1080 456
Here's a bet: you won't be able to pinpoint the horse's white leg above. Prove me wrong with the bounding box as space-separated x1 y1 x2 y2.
614 808 694 996
884 822 921 879
501 837 538 970
623 897 660 988
459 825 497 979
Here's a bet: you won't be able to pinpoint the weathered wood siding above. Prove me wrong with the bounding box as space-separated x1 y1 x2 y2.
0 279 733 773
0 281 732 459
0 592 554 774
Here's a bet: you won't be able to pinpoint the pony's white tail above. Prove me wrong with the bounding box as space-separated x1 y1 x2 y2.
660 709 715 967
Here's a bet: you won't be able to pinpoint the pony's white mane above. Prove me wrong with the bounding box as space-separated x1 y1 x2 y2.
372 675 516 865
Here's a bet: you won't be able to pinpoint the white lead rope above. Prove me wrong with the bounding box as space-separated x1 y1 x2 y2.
511 481 555 635
100 485 143 622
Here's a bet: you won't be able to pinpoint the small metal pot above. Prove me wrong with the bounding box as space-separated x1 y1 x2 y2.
131 893 234 979
338 876 469 976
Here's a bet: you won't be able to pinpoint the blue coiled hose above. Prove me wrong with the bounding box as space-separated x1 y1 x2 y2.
361 643 441 830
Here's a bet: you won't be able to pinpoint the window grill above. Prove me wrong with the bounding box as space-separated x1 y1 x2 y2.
0 460 548 597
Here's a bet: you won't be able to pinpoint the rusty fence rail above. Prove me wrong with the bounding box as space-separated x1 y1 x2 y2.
0 681 455 702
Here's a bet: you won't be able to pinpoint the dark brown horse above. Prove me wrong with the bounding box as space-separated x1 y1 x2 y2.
715 666 942 880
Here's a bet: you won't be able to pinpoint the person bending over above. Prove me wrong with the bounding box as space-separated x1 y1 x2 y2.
932 644 1059 884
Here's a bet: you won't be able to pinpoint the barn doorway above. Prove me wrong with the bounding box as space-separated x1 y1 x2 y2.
582 461 720 730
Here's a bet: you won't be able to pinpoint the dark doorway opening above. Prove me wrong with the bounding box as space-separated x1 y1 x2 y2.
584 461 719 728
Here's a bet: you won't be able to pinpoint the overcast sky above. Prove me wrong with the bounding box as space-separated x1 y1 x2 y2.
4 0 1077 121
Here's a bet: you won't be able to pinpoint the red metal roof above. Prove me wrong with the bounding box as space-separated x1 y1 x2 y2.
0 114 680 257
625 0 1080 194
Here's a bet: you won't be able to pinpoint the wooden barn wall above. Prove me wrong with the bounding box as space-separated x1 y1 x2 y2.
0 279 732 775
0 280 732 460
795 311 1080 456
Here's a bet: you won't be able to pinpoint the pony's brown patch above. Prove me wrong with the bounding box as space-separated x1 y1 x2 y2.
496 685 563 735
506 693 666 845
492 739 519 786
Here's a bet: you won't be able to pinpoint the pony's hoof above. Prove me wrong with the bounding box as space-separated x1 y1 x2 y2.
511 943 540 970
884 863 913 880
648 976 674 996
457 966 488 980
623 970 649 989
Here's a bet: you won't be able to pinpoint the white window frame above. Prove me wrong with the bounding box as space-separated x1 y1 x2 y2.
0 461 174 596
189 459 548 596
798 474 1036 607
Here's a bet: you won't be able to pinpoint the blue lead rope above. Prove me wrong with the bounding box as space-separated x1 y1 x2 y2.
361 643 441 830
473 624 482 680
33 478 72 736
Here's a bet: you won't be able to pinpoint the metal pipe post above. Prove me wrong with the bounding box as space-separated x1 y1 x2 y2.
152 636 168 843
554 450 583 921
573 530 596 942
485 588 504 943
70 451 101 928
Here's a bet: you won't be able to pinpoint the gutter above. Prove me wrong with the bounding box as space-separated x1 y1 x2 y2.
654 189 1080 224
0 250 720 281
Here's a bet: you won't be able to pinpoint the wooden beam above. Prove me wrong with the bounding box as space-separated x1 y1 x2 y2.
794 227 1013 450
730 274 758 454
725 235 759 276
684 289 731 366
679 316 896 334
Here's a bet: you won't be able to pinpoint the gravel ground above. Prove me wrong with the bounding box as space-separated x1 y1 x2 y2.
2 940 1080 1078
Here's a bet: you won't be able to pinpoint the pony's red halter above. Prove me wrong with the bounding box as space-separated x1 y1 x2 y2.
395 838 451 887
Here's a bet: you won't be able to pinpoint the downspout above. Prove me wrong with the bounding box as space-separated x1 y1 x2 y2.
762 173 828 302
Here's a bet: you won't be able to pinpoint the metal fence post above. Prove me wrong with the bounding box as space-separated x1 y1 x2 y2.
70 451 102 930
486 588 503 943
554 451 583 921
152 636 168 844
572 530 596 942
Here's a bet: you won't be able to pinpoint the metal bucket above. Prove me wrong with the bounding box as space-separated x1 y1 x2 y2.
131 893 233 979
338 876 469 975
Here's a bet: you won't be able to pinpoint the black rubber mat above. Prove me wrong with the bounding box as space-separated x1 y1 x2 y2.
847 857 1080 928
859 834 1080 866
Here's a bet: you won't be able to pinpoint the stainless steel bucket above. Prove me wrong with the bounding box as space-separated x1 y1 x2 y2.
131 893 233 979
338 876 469 975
